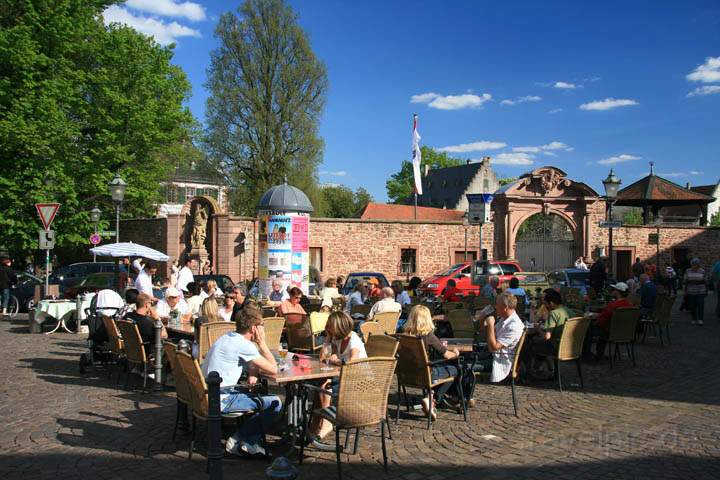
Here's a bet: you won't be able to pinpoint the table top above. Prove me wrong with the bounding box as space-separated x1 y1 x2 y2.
264 357 339 384
440 338 475 352
166 322 195 337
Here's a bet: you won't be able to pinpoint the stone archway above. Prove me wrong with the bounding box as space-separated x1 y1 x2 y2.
492 166 603 267
515 212 577 271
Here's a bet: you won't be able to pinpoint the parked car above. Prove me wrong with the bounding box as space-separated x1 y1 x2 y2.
193 274 235 294
49 262 117 293
548 268 591 295
63 272 127 299
512 272 551 300
418 262 473 297
340 272 390 296
470 260 523 294
10 271 43 312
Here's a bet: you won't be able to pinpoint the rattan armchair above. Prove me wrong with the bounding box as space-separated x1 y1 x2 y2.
350 304 371 318
446 309 475 338
535 317 590 392
262 317 285 351
286 314 321 352
360 321 384 339
395 334 466 429
163 342 191 440
299 357 397 480
197 321 235 361
102 316 124 383
373 311 401 334
310 311 330 334
608 307 641 368
640 294 674 346
116 320 150 390
365 334 399 358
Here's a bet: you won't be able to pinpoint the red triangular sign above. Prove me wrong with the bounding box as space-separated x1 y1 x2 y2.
35 203 60 230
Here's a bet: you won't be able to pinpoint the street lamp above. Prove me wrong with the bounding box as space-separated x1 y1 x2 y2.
90 206 101 262
602 169 622 278
462 212 470 261
108 173 127 244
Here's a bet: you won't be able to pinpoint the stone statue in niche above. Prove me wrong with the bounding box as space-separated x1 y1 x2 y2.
190 204 209 250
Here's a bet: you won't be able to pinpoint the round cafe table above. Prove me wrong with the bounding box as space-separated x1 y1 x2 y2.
35 298 92 334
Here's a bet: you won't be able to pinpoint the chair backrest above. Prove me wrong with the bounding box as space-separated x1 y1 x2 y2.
102 316 124 355
335 357 398 428
198 322 235 361
373 311 400 334
395 334 432 389
261 307 277 318
175 351 208 418
365 334 399 358
263 317 285 351
286 315 314 352
511 329 528 379
309 311 330 334
360 321 384 339
283 312 307 326
306 302 322 313
350 304 371 318
628 293 641 307
163 342 191 404
116 320 146 365
446 309 475 338
608 307 641 343
331 297 346 311
442 301 464 313
556 317 591 361
653 295 674 326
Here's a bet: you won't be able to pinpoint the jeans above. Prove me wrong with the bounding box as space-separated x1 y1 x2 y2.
687 294 705 322
430 363 459 399
1 288 9 310
221 388 282 446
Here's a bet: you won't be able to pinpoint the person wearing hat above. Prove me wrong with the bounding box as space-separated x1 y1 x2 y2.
367 277 382 298
584 282 634 360
155 287 190 322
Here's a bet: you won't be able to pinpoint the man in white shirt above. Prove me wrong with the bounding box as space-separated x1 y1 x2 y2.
184 282 204 317
473 292 525 383
176 257 195 293
367 287 402 320
134 260 159 301
155 287 190 321
132 257 145 275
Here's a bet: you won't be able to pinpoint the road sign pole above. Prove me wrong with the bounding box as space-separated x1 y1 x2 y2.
45 248 50 297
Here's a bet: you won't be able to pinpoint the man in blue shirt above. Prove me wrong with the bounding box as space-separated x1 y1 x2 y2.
638 273 657 317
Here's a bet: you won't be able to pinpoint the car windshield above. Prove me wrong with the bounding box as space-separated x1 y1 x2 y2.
567 271 590 287
434 264 465 277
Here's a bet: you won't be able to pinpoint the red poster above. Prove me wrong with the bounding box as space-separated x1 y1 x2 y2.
291 216 309 252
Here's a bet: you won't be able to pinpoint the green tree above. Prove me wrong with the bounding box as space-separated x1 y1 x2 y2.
498 176 518 186
319 185 374 218
0 0 194 258
204 0 328 216
622 207 644 225
385 146 464 203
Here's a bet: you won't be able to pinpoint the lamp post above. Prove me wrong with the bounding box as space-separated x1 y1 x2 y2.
462 212 469 261
602 169 621 278
108 173 127 244
90 206 101 263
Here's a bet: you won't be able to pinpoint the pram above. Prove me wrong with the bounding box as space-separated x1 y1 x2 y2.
79 294 123 374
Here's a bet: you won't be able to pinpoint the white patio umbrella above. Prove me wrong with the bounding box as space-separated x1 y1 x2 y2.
89 242 170 261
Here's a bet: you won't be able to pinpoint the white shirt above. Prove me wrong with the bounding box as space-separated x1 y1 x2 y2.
176 266 194 292
320 287 342 308
327 332 367 362
367 297 402 320
155 298 189 318
132 258 144 275
219 306 233 322
491 311 525 383
186 295 204 316
95 289 125 317
134 271 154 297
396 290 412 306
574 260 588 270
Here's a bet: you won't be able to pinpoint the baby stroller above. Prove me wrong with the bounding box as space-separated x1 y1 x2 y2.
79 294 122 374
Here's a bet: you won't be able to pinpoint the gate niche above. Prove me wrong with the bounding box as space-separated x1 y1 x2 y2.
515 213 576 271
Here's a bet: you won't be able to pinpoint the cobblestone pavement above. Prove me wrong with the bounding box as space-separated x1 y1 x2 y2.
2 297 720 480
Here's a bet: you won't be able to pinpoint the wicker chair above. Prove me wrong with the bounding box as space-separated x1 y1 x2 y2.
116 320 150 390
310 311 330 335
373 311 401 334
360 321 384 339
350 304 371 318
446 309 475 338
261 307 277 318
441 301 464 313
640 295 674 346
286 315 321 352
395 334 466 429
535 317 590 392
300 357 397 479
365 334 399 358
198 321 235 361
175 351 258 460
163 342 192 440
608 307 641 368
102 316 124 382
331 297 346 312
263 317 285 351
283 312 306 325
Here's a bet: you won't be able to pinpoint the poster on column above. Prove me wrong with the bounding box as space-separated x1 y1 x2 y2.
291 216 309 252
265 215 292 295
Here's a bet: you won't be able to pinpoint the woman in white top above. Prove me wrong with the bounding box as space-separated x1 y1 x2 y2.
320 277 343 309
219 293 235 322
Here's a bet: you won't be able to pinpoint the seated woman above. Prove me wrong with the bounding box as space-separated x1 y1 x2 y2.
219 291 235 322
307 311 367 450
403 305 460 419
191 297 224 358
276 286 307 322
320 277 342 310
504 277 529 304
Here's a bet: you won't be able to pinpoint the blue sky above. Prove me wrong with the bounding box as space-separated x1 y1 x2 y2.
105 0 720 201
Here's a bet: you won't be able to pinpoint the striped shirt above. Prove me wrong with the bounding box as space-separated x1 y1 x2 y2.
684 268 707 296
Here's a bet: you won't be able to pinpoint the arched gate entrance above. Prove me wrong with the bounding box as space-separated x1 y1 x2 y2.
515 213 577 271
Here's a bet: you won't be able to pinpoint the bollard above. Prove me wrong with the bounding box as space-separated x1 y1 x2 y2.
207 371 223 480
75 294 83 334
266 457 298 480
153 319 163 391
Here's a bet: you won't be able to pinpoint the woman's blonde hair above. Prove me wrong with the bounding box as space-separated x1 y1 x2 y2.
205 279 217 292
201 297 222 322
326 311 354 340
403 305 434 336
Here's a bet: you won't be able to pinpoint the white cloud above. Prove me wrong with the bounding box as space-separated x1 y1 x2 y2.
543 151 558 157
512 146 540 153
125 0 206 21
103 5 201 45
597 154 641 165
580 98 639 111
548 108 563 114
410 92 440 103
438 141 507 153
542 141 570 151
687 85 720 97
427 93 492 110
512 141 572 154
501 95 542 106
554 81 577 89
689 170 704 175
492 152 535 165
686 56 720 83
320 170 347 177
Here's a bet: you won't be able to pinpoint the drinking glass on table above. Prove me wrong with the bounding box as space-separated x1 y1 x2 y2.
320 343 333 371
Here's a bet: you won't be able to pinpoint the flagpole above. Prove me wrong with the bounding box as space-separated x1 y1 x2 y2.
412 113 419 220
414 190 418 220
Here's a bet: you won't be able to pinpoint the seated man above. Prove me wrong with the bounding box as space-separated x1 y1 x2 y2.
155 287 190 323
481 276 500 301
528 289 571 377
584 282 634 360
638 273 657 317
202 306 281 456
441 279 461 303
267 279 290 305
124 293 168 347
184 282 204 317
366 287 401 320
344 281 368 316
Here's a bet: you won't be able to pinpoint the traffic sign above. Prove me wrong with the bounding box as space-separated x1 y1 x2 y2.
90 233 102 245
35 203 60 230
39 230 55 250
598 220 622 228
99 231 116 236
467 193 494 225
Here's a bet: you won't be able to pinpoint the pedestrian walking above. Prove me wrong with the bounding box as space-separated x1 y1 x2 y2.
0 256 17 317
684 258 707 326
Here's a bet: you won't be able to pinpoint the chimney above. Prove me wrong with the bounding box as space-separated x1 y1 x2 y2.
686 182 691 189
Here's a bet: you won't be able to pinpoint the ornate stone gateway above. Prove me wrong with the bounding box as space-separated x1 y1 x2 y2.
492 167 603 271
181 196 221 273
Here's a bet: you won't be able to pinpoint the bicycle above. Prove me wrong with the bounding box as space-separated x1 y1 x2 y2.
3 293 20 319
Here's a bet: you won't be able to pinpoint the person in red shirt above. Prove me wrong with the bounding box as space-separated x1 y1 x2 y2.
441 279 462 303
585 282 634 360
367 278 382 298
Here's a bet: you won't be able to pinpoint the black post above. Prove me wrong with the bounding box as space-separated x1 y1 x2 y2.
153 319 163 391
608 201 614 278
207 371 223 480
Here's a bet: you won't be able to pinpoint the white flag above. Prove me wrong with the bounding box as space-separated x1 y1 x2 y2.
412 114 423 195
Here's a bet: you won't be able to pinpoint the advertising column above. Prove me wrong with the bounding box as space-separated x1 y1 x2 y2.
258 211 311 296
